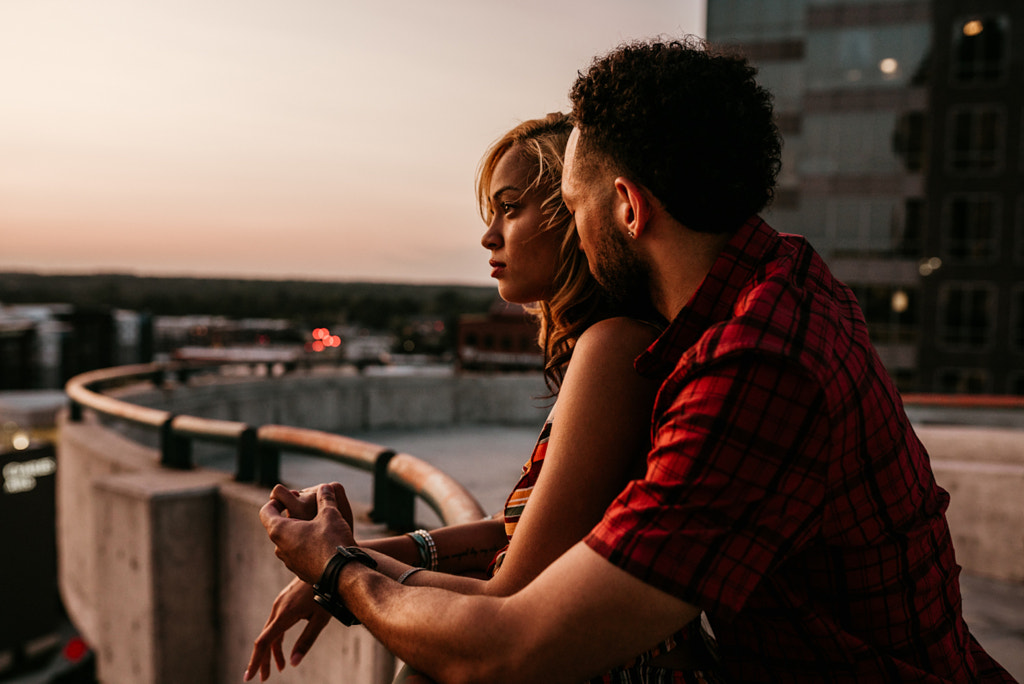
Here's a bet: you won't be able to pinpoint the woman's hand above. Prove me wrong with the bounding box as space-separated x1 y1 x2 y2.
244 577 329 682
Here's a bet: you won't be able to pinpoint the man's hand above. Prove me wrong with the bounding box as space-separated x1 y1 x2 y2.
259 482 356 585
269 482 354 525
243 577 330 682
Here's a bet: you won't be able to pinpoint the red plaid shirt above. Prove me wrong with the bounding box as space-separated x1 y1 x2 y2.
586 217 1014 683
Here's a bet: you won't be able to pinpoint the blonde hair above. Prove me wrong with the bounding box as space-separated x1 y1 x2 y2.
476 113 616 394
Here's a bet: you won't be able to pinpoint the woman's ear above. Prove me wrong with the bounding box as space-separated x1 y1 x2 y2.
613 177 651 239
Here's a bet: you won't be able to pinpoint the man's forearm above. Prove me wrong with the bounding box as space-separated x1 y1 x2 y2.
339 562 508 683
337 543 700 684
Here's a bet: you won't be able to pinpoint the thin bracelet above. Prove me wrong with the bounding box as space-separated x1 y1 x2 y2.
397 567 426 584
406 529 438 570
406 530 429 568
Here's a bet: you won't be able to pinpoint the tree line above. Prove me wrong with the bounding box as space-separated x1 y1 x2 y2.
0 272 499 333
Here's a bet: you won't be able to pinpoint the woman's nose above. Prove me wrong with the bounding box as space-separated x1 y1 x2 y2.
481 219 502 250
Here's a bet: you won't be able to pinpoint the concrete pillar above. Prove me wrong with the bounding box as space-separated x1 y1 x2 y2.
93 469 227 684
217 480 396 684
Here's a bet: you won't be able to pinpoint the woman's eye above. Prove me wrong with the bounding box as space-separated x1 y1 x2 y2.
500 202 517 214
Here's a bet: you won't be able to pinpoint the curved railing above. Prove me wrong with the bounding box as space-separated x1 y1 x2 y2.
65 361 487 530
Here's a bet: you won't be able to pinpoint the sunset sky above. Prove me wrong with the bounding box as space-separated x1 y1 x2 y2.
0 1 705 286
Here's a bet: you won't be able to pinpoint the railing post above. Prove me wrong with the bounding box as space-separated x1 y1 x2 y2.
370 450 415 532
236 426 258 483
160 416 192 469
257 444 281 488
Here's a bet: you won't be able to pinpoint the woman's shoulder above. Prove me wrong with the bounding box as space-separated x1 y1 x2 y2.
577 316 662 350
559 317 661 415
573 317 662 366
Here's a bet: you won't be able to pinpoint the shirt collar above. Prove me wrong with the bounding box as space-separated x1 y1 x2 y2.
636 216 781 378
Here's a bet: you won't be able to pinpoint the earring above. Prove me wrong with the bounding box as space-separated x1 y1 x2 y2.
627 230 636 239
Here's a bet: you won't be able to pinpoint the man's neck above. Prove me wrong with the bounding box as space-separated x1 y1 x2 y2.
647 227 732 321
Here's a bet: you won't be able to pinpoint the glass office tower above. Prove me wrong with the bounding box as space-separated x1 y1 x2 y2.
708 0 1022 394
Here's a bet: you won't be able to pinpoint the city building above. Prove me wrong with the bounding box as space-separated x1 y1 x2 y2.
457 302 542 372
707 0 1022 394
0 304 152 390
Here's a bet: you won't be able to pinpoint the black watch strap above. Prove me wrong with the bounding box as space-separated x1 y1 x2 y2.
312 546 378 626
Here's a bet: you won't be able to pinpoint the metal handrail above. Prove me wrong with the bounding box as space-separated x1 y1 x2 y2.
65 361 487 530
901 393 1024 408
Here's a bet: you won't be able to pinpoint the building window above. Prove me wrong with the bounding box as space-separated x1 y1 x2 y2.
898 198 925 257
803 111 904 176
952 15 1010 83
893 111 927 172
1013 285 1024 352
830 197 907 257
806 23 930 90
938 283 996 350
942 194 1000 263
935 368 991 394
855 285 919 345
1017 195 1024 264
948 106 1004 173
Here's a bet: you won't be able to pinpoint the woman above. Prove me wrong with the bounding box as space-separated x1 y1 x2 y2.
245 113 720 683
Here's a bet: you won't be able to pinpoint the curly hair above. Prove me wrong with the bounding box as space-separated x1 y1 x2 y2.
476 113 621 394
569 36 782 233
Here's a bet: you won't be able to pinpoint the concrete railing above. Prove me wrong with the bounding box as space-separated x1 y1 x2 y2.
65 362 548 528
56 364 1024 683
58 362 548 684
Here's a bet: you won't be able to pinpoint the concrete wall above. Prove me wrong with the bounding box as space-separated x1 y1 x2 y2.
918 426 1024 583
56 370 1024 683
59 412 397 684
115 370 550 435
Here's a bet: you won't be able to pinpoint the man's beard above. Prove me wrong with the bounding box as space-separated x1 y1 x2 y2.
588 216 651 312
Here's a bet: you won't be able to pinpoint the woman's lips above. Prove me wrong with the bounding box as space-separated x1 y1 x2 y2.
489 260 506 278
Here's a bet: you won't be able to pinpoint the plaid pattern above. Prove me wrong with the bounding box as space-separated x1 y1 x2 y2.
586 217 1014 683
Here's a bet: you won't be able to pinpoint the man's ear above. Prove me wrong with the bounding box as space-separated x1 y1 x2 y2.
613 177 651 239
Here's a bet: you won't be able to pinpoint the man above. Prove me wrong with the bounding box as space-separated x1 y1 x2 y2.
252 38 1014 683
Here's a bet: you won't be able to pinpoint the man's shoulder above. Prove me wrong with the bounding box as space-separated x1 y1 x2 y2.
684 237 864 377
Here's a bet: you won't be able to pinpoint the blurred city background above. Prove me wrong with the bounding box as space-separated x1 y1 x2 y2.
2 0 1023 682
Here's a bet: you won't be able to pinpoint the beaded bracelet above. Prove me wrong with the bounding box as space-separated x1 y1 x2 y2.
406 528 438 570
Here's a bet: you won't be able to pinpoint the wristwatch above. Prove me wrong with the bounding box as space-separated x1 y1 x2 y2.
312 546 378 626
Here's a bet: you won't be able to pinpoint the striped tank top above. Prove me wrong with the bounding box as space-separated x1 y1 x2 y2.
489 408 724 684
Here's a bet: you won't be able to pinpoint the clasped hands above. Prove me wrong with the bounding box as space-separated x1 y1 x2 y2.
259 482 356 584
245 482 359 682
